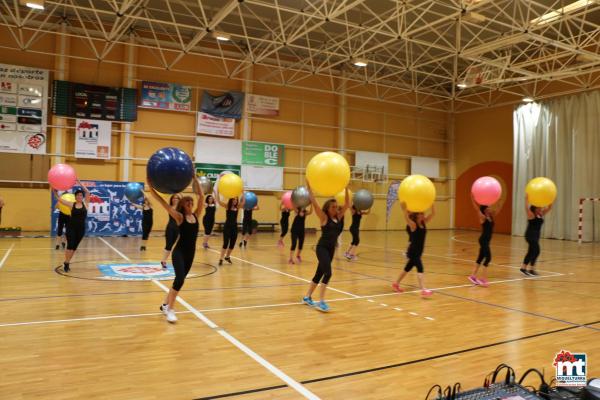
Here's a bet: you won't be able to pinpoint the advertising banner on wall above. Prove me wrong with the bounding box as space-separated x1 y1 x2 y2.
201 91 244 119
140 81 192 112
241 165 283 190
0 63 49 154
247 94 279 116
75 119 112 159
195 163 241 182
242 141 284 167
196 112 235 137
51 181 144 237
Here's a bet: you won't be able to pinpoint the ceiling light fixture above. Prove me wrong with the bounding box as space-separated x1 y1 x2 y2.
212 31 231 41
522 97 534 103
463 11 487 23
457 83 468 89
530 0 598 26
20 0 44 9
352 58 368 67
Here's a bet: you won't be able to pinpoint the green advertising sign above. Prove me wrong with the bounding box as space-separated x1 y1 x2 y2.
195 163 241 182
242 141 284 167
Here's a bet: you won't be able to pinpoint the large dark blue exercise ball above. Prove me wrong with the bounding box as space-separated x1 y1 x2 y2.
146 147 194 194
244 191 258 210
125 182 144 203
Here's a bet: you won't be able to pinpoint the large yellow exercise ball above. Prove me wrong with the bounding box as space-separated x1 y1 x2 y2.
525 177 556 207
306 152 350 196
334 189 353 205
399 175 436 212
218 173 243 199
58 193 75 215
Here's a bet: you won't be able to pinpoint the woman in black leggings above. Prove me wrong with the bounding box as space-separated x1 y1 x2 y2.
218 194 245 265
53 180 90 272
392 202 435 298
160 194 181 269
277 204 291 248
521 195 553 276
132 196 153 251
288 205 312 264
55 204 70 250
345 205 370 261
469 194 504 287
202 195 216 249
303 184 349 312
149 177 203 323
240 202 259 248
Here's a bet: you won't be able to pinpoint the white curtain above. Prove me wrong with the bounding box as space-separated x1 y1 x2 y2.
513 90 600 241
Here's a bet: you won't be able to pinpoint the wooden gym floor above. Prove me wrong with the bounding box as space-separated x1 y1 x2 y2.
0 229 599 399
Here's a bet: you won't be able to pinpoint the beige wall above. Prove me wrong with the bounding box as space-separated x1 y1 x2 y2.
0 27 452 232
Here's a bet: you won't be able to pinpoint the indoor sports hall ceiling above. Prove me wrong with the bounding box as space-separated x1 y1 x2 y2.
2 0 600 111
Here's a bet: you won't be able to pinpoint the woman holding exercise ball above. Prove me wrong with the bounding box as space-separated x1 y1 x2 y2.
160 194 182 269
52 180 90 272
303 183 349 312
149 177 204 323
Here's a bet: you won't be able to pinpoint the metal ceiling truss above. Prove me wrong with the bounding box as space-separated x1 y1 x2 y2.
1 0 600 111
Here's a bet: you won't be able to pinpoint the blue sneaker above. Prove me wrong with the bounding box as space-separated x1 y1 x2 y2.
316 301 330 312
303 296 315 306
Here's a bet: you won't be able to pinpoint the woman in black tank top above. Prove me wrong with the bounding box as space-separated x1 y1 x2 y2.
149 177 204 324
52 180 90 272
469 194 504 287
392 201 435 298
521 194 553 276
131 196 153 251
217 193 246 265
345 205 370 261
278 204 291 247
303 183 349 313
160 194 182 269
202 195 216 249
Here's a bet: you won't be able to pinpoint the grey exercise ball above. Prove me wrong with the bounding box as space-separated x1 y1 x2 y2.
199 175 213 194
353 189 374 210
291 185 311 208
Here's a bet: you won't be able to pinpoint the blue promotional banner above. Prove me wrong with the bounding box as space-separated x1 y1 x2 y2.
140 81 192 112
51 180 144 237
201 90 244 119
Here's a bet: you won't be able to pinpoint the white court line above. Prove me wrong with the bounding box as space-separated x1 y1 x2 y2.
0 311 187 327
99 237 131 261
102 238 319 399
0 244 14 270
393 307 403 311
408 312 418 316
380 303 388 307
152 279 319 400
210 249 361 299
425 317 435 321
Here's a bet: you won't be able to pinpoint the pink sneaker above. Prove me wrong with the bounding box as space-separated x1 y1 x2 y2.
296 256 302 263
468 275 479 285
477 278 489 287
392 282 404 293
288 258 295 265
421 289 433 297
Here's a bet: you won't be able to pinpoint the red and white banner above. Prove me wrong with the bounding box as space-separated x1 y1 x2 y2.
196 111 235 137
75 119 112 159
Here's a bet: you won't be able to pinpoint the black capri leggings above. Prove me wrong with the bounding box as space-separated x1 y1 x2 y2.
280 218 289 238
242 219 252 235
312 245 334 285
523 238 541 266
203 217 215 235
57 214 69 236
350 228 360 246
66 226 85 251
142 220 153 240
171 247 195 291
291 230 305 251
404 254 424 273
164 224 178 251
222 224 238 249
476 238 491 266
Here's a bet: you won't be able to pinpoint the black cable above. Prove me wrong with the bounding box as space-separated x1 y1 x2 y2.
424 384 443 400
492 364 515 384
443 385 452 399
452 382 461 399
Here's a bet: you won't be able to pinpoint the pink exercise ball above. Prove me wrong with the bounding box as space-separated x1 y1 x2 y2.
471 176 502 206
282 191 293 209
48 164 76 191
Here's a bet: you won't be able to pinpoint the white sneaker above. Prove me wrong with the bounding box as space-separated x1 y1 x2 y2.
160 304 169 315
166 309 178 323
